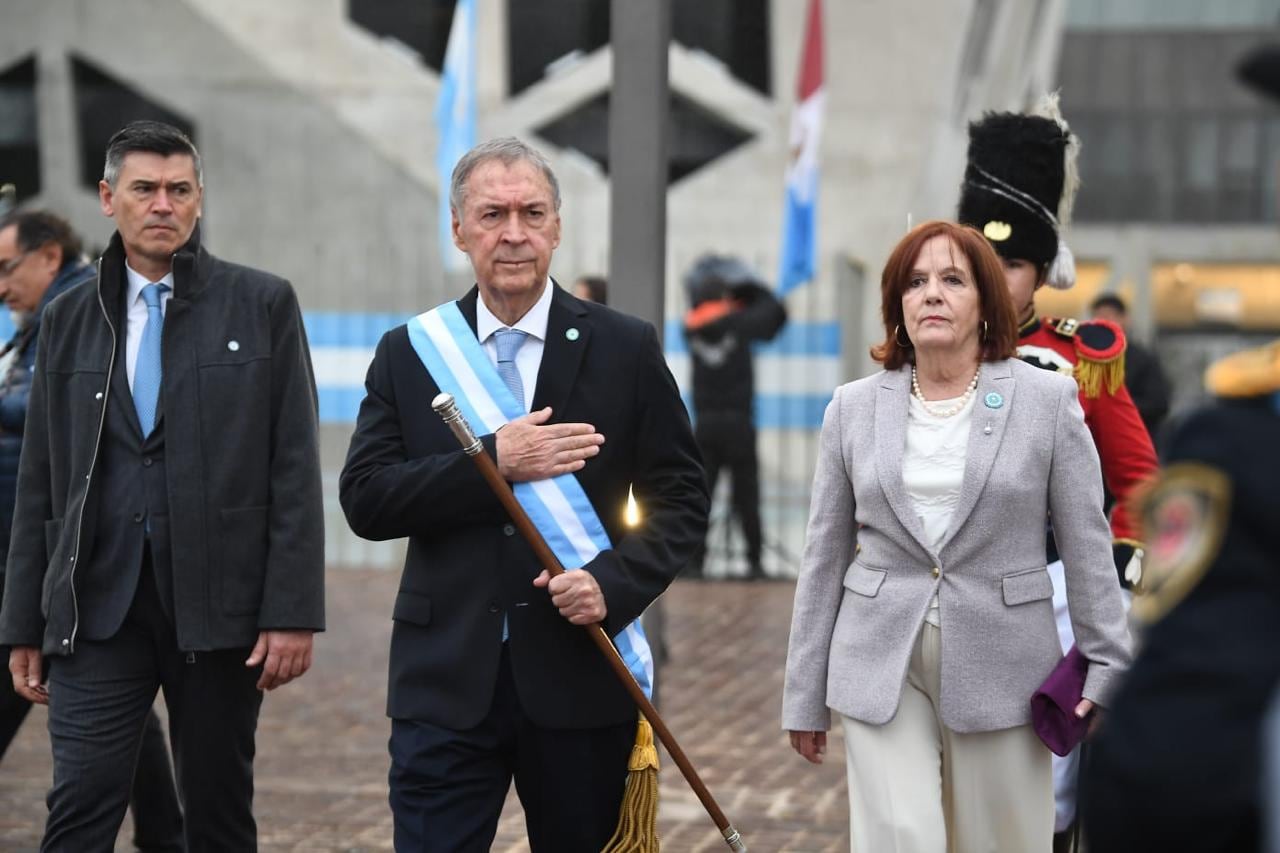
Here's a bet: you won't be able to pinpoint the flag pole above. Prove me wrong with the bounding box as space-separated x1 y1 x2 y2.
432 393 748 852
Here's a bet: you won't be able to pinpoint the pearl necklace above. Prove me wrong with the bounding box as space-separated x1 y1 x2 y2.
911 365 980 418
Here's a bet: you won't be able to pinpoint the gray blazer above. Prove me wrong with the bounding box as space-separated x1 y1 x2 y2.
782 358 1131 734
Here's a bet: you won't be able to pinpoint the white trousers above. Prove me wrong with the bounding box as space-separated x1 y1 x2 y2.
841 622 1054 853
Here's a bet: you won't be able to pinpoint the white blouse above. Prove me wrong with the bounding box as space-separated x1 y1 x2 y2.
903 392 976 626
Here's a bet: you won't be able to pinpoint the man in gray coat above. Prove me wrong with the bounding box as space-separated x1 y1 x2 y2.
0 121 325 851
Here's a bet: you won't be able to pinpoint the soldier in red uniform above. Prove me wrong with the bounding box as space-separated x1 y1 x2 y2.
957 96 1158 851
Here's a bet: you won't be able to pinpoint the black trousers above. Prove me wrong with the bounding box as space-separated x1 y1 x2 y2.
693 412 763 573
388 645 635 852
43 564 262 853
1 667 183 851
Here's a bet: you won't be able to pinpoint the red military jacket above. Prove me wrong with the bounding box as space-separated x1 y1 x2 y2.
1017 315 1158 557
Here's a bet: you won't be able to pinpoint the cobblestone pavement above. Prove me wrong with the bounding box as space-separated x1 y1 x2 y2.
0 571 849 852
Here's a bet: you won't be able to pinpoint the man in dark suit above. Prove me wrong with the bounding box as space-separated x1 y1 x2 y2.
0 121 325 851
340 137 707 852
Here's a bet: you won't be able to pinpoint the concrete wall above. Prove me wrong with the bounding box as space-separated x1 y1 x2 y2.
0 0 1072 571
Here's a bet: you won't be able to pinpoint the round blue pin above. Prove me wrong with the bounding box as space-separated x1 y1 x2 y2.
566 327 580 341
984 392 1004 409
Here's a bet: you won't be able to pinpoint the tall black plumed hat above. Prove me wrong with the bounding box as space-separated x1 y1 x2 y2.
957 94 1080 289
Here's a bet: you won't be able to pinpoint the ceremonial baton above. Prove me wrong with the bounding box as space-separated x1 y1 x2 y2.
433 393 747 852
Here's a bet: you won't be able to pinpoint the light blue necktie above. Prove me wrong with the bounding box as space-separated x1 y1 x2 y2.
493 327 529 640
493 328 529 411
134 283 169 436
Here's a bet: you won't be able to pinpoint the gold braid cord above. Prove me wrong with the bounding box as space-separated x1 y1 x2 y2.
1075 351 1125 399
602 715 661 852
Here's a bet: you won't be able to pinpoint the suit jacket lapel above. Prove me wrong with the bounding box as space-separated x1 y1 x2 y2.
940 359 1015 549
457 286 480 336
876 368 935 558
531 282 589 416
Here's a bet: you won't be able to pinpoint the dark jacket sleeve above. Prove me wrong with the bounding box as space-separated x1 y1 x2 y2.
589 322 709 636
0 312 55 646
714 282 788 342
257 281 326 631
338 330 507 542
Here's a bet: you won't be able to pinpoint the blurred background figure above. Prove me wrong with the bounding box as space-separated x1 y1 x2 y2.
1081 39 1280 853
1090 293 1171 440
572 274 608 305
0 209 184 852
682 254 786 580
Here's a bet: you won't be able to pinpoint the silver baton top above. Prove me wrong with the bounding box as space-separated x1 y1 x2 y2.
431 393 484 456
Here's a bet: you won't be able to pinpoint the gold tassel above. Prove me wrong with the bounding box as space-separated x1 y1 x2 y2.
1074 352 1125 398
601 715 661 853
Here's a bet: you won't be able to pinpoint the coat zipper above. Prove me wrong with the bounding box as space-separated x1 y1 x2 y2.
65 259 117 654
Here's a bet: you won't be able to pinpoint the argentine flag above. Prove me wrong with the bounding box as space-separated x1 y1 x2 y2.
435 0 476 273
777 0 825 296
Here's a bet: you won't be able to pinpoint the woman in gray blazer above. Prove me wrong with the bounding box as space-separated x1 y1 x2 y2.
782 221 1131 852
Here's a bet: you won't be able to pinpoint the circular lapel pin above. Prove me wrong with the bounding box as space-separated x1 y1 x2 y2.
984 392 1003 409
565 327 580 341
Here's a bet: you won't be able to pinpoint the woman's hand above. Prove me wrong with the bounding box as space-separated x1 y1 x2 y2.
1075 698 1103 738
789 730 827 764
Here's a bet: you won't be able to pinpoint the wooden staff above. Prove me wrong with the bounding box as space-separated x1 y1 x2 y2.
433 393 747 852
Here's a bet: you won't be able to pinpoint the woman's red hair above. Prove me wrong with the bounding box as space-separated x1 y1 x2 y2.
870 220 1019 370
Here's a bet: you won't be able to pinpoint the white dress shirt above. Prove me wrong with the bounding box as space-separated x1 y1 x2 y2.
904 392 976 627
474 278 552 412
124 263 175 390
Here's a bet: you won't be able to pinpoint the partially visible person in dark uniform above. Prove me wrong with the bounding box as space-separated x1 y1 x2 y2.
1090 292 1170 439
0 209 184 852
573 274 608 305
957 95 1160 849
1081 339 1280 853
1081 42 1280 853
682 255 786 580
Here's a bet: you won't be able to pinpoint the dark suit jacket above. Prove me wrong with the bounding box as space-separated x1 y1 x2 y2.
340 283 708 730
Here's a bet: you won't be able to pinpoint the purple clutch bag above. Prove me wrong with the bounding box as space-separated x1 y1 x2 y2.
1030 645 1091 757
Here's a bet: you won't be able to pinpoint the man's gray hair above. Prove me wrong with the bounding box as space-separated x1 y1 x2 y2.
449 137 560 214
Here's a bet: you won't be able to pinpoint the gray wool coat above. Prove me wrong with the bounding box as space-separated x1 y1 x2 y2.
782 358 1132 734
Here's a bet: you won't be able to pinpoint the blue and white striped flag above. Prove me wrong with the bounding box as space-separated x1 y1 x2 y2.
777 0 825 296
435 0 476 273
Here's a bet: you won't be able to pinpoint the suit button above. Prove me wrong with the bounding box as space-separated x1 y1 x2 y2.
488 601 500 613
142 458 153 467
503 524 515 536
133 512 144 523
931 566 940 578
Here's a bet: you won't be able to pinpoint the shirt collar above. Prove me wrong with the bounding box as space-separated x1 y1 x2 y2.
125 262 175 306
476 278 553 344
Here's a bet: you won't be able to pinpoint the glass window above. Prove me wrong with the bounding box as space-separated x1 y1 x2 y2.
507 1 770 97
0 57 40 204
533 90 753 184
71 55 198 191
348 0 457 71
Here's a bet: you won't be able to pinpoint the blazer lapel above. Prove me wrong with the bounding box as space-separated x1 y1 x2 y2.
875 368 935 558
940 359 1015 548
530 282 590 416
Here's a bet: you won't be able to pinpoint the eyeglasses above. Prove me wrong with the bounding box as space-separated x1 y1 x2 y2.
0 251 31 279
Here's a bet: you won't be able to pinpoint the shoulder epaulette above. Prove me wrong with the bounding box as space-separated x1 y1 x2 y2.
1205 340 1280 398
1050 317 1126 398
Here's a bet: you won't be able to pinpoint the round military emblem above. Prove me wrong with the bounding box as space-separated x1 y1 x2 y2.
1131 463 1232 624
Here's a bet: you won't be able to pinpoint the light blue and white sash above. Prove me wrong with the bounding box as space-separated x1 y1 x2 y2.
408 301 654 698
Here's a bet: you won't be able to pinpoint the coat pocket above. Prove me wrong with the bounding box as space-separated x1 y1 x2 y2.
392 591 431 627
1002 566 1053 606
219 506 269 615
843 563 886 597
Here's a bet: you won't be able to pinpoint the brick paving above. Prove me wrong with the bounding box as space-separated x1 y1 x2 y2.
0 572 849 852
